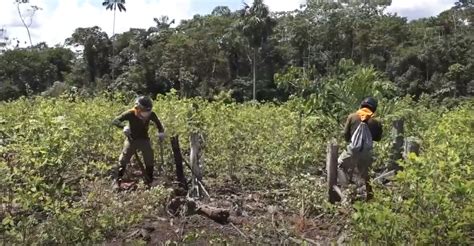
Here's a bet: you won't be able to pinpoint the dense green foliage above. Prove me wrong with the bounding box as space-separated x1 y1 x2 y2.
352 101 473 244
1 0 473 244
0 47 74 100
1 0 472 101
0 93 326 243
1 91 472 244
0 96 169 244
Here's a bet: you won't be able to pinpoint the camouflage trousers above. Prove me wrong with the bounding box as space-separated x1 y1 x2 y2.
337 145 374 199
116 138 154 184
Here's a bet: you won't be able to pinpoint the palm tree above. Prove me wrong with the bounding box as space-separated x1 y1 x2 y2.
153 16 175 32
239 0 275 101
102 0 126 37
102 0 126 80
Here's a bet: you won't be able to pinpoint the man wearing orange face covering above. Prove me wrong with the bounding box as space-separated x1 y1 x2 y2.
338 97 383 200
112 96 165 190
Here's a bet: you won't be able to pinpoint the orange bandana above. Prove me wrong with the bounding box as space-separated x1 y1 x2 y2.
357 107 374 122
130 108 139 117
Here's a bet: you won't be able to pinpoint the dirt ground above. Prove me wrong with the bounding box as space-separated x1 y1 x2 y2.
105 163 349 245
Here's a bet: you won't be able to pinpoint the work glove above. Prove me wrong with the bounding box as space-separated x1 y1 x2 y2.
123 126 131 138
158 132 165 142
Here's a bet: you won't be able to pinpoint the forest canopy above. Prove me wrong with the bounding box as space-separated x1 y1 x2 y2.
0 0 472 102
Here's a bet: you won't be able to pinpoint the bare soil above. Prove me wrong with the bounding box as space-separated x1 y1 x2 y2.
106 163 348 245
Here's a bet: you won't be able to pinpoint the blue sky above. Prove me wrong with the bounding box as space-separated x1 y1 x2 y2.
0 0 458 47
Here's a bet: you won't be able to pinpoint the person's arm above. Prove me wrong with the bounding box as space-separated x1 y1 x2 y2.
150 112 165 133
343 114 352 142
112 110 132 128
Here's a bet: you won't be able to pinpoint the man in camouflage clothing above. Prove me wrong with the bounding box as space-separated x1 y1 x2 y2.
112 96 165 189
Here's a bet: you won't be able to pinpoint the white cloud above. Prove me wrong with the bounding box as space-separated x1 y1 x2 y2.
263 0 455 18
388 0 453 11
0 0 457 47
387 0 455 19
265 0 305 12
1 0 193 47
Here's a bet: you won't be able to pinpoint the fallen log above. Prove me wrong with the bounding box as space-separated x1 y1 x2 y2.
167 197 230 224
193 202 230 224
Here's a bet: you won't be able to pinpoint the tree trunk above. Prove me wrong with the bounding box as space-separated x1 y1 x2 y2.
252 48 256 101
403 137 421 159
16 3 33 47
111 6 117 80
189 133 203 197
326 140 340 204
170 135 188 190
112 6 117 37
389 119 404 171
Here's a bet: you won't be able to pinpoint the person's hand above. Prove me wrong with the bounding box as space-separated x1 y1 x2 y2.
123 126 131 138
158 132 165 142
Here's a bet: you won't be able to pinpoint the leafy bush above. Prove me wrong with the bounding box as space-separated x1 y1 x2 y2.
153 91 334 185
0 93 336 243
0 96 169 244
1 93 471 244
352 101 474 244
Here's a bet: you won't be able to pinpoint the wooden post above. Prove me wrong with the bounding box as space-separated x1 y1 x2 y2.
404 137 421 159
190 132 204 198
170 135 188 190
389 119 404 171
326 140 340 204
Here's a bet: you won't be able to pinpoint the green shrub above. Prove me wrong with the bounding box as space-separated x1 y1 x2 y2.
352 101 474 244
0 96 170 244
0 94 333 244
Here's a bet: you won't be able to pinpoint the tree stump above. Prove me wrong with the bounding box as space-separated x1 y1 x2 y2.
326 140 340 204
389 119 404 171
189 132 205 198
170 135 188 190
404 137 421 158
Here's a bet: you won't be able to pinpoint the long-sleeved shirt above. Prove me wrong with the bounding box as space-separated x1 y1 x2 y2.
343 111 383 143
112 109 164 140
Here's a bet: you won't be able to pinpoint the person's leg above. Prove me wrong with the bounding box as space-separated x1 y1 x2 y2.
338 146 355 186
116 139 136 184
357 150 374 200
138 139 155 186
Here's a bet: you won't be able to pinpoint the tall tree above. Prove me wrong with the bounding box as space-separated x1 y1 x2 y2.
66 27 111 86
102 0 126 36
0 47 73 100
153 16 175 32
102 0 126 80
15 0 41 47
239 0 276 100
